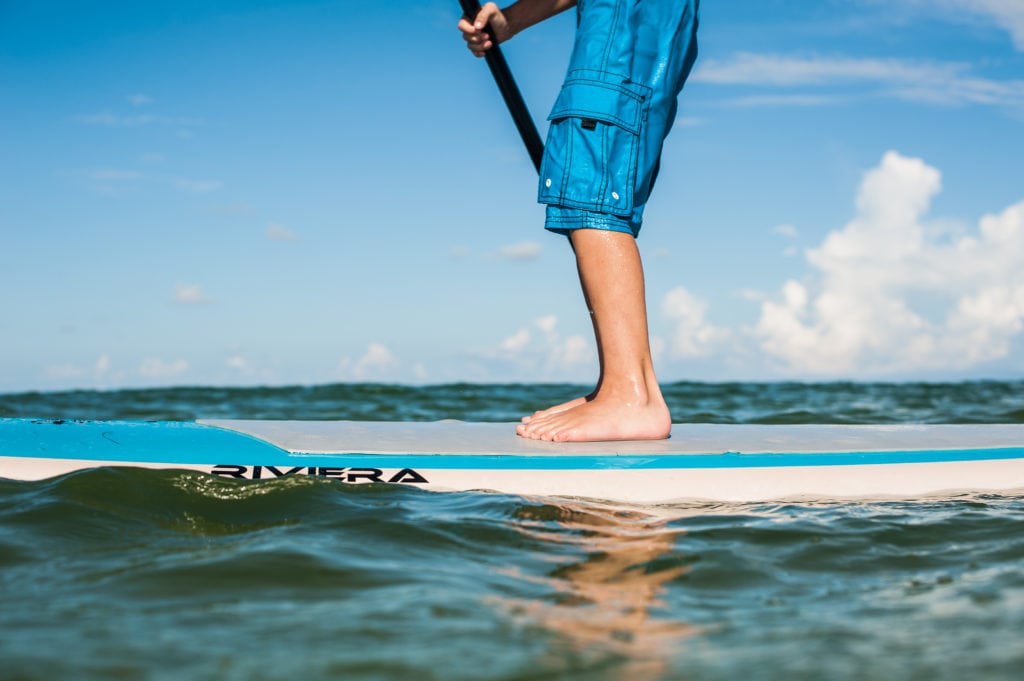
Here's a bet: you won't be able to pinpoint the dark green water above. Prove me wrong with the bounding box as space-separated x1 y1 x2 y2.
1 382 1023 680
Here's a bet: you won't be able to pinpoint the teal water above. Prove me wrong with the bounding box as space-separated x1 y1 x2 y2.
1 382 1023 680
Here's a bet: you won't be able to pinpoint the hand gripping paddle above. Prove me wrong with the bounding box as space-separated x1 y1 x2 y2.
457 0 544 172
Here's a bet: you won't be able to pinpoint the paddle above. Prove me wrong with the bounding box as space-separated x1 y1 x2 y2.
457 0 544 172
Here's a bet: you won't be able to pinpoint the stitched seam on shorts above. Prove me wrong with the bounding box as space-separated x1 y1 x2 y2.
597 121 609 210
546 211 631 227
549 78 647 131
600 0 622 74
545 215 635 234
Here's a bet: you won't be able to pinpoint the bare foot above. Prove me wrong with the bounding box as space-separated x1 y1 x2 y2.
516 392 671 442
520 393 593 424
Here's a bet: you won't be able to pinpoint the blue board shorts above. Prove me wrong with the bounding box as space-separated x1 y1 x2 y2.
539 0 699 237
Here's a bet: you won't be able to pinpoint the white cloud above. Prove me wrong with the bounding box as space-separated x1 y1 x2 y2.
492 315 594 378
175 178 222 193
755 150 1024 375
650 335 666 362
660 287 731 358
696 53 951 86
85 168 139 181
774 224 799 239
910 0 1024 50
955 0 1024 48
225 355 249 371
498 241 543 260
412 362 429 381
501 328 531 352
78 168 140 196
45 363 84 381
553 335 591 366
737 289 768 303
139 357 189 379
266 223 299 241
79 113 154 126
694 53 1024 109
95 353 111 378
726 94 847 108
44 354 118 387
79 113 203 127
173 284 212 305
535 315 558 335
127 94 153 107
351 343 398 379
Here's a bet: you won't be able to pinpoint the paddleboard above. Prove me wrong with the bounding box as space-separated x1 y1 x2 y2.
2 418 1023 503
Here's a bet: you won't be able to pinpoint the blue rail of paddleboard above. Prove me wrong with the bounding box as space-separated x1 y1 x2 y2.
2 418 1024 471
0 419 287 463
326 448 1024 469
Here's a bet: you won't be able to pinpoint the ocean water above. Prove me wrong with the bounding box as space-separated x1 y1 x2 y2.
1 381 1023 680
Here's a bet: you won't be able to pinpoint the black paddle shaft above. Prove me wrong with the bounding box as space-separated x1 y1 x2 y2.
457 0 544 173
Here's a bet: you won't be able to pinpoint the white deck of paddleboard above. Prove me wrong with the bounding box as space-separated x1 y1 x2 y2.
3 419 1024 502
190 421 1024 502
200 420 1024 455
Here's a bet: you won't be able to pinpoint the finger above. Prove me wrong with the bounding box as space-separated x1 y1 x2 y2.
475 2 500 26
473 3 500 36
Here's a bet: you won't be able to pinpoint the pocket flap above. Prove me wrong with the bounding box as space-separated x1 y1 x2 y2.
547 71 649 135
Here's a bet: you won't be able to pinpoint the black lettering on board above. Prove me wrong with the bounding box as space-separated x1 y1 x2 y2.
388 468 428 484
212 465 248 479
265 465 306 478
346 468 383 483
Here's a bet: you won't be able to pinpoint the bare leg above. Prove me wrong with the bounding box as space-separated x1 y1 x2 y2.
517 229 671 442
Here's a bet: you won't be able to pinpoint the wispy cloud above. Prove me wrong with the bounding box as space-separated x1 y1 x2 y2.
694 53 1024 109
674 115 704 127
888 0 1024 51
266 223 299 241
173 284 213 305
774 224 799 239
949 0 1024 49
498 241 543 261
79 113 204 128
84 168 140 182
127 93 154 107
73 167 140 196
139 357 189 380
175 178 222 193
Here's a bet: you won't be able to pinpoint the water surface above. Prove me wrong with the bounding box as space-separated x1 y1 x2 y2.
1 381 1022 680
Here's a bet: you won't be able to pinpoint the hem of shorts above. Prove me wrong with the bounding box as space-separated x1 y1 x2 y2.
544 213 639 237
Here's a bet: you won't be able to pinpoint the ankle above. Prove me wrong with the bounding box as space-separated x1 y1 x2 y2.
595 374 663 406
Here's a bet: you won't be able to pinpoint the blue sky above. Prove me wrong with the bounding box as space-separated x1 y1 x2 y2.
2 0 1023 391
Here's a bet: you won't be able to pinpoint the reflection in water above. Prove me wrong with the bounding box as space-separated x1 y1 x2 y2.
495 500 694 679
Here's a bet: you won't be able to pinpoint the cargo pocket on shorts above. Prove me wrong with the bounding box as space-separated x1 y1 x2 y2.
538 70 651 218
